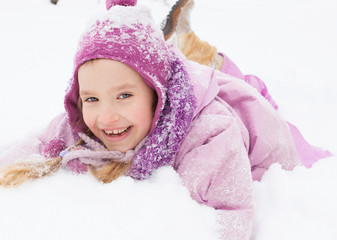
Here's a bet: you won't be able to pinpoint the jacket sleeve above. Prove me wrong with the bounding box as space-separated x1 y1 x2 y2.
174 100 254 240
213 71 301 181
0 112 77 168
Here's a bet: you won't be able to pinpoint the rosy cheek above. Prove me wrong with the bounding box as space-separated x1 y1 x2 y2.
135 107 153 128
82 108 95 131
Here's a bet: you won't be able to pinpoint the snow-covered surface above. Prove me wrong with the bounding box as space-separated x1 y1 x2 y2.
0 0 336 239
0 166 220 240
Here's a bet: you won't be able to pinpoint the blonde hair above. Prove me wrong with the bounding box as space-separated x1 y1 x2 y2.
88 161 131 183
0 156 63 187
0 137 131 187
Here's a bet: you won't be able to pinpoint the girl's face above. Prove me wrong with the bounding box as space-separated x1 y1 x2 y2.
78 59 155 152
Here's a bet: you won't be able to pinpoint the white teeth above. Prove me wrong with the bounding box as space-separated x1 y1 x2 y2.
113 129 119 134
104 127 129 136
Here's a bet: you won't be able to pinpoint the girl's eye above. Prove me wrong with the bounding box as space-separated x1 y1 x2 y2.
84 97 98 102
118 93 132 99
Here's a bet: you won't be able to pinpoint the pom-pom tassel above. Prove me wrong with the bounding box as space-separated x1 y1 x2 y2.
42 138 67 158
106 0 137 10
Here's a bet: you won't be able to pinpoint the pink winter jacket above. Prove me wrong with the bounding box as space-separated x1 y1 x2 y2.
0 53 301 239
173 54 300 239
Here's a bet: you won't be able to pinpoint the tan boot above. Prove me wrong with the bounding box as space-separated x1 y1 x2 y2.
177 31 223 70
161 0 223 70
175 0 194 35
161 0 194 41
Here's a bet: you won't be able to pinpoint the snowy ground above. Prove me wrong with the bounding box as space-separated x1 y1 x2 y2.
0 0 336 239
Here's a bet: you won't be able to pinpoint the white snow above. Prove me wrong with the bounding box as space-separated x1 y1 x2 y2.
0 166 219 240
0 0 336 239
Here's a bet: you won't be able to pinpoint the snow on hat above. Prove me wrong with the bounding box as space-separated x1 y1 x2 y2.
106 0 137 8
64 0 171 134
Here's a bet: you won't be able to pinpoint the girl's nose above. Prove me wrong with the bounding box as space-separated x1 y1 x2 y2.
97 105 120 126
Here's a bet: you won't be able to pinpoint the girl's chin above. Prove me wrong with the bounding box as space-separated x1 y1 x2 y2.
103 139 134 153
105 144 132 153
103 140 137 153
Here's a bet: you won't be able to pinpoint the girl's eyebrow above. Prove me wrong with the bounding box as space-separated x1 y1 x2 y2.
79 84 137 96
79 90 92 96
113 83 137 91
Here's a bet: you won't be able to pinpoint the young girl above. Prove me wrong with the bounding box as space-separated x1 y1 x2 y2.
0 0 331 239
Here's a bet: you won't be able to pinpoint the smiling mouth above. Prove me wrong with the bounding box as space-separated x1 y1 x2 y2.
104 126 131 136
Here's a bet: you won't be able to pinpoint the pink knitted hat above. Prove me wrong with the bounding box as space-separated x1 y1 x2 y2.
64 0 171 134
63 0 196 179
